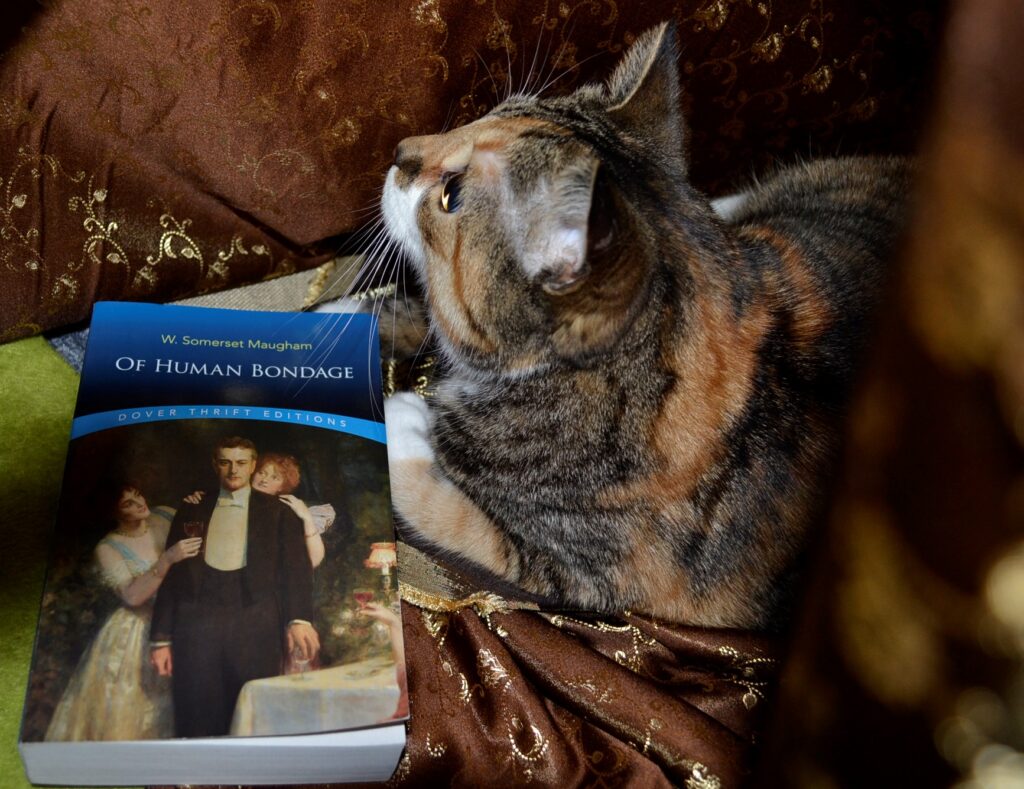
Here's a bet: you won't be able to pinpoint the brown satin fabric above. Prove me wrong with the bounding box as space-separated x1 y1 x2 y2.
152 543 779 789
373 543 778 787
1 0 941 340
380 603 776 787
751 0 1024 784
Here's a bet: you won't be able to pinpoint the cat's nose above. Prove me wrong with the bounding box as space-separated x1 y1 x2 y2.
393 140 422 178
393 139 424 181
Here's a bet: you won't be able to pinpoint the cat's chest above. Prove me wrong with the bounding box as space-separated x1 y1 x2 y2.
432 365 666 483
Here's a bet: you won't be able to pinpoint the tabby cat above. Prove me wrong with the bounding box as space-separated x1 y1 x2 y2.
376 22 910 629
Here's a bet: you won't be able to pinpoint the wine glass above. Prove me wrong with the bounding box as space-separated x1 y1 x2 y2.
351 588 374 638
352 588 374 609
290 644 311 680
183 520 205 539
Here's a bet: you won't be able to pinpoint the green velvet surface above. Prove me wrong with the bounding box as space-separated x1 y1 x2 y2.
0 337 130 789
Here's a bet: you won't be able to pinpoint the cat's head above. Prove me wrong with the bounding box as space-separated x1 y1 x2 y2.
382 22 713 374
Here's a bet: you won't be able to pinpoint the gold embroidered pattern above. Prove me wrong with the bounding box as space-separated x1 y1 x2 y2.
458 671 485 703
506 715 550 781
565 676 617 705
400 582 539 637
302 259 339 307
424 733 447 758
410 355 439 399
716 645 775 708
1 148 85 276
135 206 278 292
636 716 663 755
547 613 658 675
547 614 633 634
346 283 399 302
70 179 128 269
384 356 399 399
682 760 722 789
477 648 513 691
144 213 202 275
420 609 449 649
1 136 302 339
399 545 558 781
751 32 784 63
694 0 733 33
615 716 724 787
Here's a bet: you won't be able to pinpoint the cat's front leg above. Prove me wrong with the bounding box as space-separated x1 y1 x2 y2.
384 393 519 580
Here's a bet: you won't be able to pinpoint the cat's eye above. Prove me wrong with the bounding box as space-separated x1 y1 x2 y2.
440 174 463 213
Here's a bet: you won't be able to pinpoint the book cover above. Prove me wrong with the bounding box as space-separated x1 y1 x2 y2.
19 302 407 786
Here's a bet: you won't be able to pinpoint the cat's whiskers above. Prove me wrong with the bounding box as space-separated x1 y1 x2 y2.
470 46 502 105
525 14 588 100
344 220 396 298
438 96 460 134
503 25 516 102
520 16 562 99
533 48 609 101
309 223 405 422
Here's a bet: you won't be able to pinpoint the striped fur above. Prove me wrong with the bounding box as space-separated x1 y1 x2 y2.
382 23 911 629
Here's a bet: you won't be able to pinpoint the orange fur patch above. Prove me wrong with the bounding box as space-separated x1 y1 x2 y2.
740 227 833 350
614 532 762 626
391 458 516 579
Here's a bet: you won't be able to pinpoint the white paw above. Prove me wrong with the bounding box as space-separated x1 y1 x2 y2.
313 296 368 313
385 392 434 463
710 192 749 222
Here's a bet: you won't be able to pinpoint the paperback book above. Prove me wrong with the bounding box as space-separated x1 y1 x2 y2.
19 302 407 786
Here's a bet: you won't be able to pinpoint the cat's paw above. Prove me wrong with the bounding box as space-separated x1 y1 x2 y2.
385 392 434 464
312 296 367 313
710 191 749 222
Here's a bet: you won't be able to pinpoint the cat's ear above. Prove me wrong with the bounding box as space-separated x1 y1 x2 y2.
605 22 685 158
538 228 590 295
521 156 601 296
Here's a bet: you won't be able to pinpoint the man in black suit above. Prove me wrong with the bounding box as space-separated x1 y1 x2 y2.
150 436 319 737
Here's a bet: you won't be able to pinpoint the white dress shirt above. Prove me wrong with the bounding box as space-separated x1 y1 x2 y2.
204 486 250 571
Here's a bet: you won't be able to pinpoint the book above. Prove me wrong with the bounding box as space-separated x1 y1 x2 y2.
19 302 407 786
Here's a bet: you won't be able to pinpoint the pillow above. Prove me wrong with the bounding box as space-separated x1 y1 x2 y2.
0 0 942 340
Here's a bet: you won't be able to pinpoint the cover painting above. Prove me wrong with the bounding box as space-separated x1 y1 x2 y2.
21 302 406 743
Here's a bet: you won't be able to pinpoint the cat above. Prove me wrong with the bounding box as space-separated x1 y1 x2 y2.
371 22 911 630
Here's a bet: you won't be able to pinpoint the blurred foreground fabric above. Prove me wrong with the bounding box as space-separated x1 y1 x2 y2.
752 0 1024 784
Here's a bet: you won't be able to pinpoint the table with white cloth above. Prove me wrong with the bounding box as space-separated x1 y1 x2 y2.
230 656 401 736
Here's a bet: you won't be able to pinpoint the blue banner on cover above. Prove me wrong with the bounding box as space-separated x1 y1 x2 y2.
76 303 385 423
71 405 387 444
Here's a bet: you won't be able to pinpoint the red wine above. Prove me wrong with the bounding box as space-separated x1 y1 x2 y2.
353 590 374 606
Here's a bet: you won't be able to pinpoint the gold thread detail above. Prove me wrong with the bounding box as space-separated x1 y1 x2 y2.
547 613 658 675
717 645 775 708
424 733 447 758
303 258 338 307
400 581 539 617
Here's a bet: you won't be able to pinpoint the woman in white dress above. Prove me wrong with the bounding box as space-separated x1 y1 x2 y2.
44 484 202 741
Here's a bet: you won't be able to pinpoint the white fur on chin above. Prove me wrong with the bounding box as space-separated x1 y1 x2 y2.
381 167 427 271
